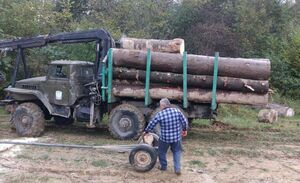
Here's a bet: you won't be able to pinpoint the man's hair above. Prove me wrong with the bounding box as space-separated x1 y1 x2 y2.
160 98 171 107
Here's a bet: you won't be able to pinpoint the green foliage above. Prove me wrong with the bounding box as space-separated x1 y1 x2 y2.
53 0 74 32
283 29 300 75
171 0 239 56
0 0 56 38
0 0 300 98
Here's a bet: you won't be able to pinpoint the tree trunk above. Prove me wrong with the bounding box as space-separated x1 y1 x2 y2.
112 49 271 80
120 38 185 54
266 103 295 117
112 85 268 105
113 79 175 88
113 67 269 94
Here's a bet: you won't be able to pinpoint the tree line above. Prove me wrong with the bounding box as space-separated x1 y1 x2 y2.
0 0 300 97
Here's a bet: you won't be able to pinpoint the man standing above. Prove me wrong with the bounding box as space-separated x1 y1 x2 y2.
143 98 188 175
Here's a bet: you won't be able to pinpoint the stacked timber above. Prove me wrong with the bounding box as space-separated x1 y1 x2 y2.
120 38 185 54
115 38 270 106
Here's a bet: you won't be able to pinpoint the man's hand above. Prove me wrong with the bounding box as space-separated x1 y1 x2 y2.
182 130 187 137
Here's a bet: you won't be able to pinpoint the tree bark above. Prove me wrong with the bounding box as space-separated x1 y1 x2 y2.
112 49 271 80
120 38 185 54
112 85 268 105
266 103 295 117
258 109 278 123
113 67 269 94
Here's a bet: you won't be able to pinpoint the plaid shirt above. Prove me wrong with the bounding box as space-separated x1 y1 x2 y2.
145 107 188 143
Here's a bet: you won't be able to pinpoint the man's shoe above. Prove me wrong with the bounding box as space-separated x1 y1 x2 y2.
158 166 167 171
175 171 181 176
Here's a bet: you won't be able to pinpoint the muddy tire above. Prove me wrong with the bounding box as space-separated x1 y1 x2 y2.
150 105 188 137
54 116 74 125
12 102 45 137
109 104 145 140
129 144 157 172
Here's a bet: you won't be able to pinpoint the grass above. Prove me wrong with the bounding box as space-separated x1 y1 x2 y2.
16 154 33 160
192 101 300 133
261 168 269 172
191 119 211 127
38 154 50 160
0 106 7 115
188 160 206 168
91 159 109 168
74 156 86 163
193 149 205 156
207 148 218 156
219 148 262 158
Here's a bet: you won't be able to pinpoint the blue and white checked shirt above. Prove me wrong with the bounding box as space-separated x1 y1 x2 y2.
145 107 188 143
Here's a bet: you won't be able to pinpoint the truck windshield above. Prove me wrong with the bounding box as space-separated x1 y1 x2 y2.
80 67 94 79
49 65 68 79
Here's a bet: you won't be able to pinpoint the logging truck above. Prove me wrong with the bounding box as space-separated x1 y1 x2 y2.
0 29 270 140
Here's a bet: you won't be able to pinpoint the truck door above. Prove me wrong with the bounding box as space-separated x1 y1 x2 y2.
45 64 70 106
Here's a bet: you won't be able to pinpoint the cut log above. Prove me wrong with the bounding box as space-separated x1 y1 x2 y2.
112 49 271 80
266 103 295 117
113 67 269 94
258 109 278 123
120 38 185 54
113 79 174 88
112 85 268 105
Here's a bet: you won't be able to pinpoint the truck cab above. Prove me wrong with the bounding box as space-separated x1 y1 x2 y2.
5 60 100 136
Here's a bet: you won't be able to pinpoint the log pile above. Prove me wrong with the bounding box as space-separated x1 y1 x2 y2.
120 38 185 54
114 38 270 105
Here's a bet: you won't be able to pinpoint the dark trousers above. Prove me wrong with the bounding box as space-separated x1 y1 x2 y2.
158 139 182 172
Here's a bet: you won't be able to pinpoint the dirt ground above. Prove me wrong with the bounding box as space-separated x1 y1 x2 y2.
0 114 300 183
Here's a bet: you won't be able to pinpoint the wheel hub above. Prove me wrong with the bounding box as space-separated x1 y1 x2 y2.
134 151 151 167
118 117 132 131
21 115 31 126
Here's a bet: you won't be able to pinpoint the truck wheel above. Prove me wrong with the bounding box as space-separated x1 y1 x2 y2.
109 104 145 140
150 105 188 137
54 116 74 125
129 144 157 172
12 103 45 137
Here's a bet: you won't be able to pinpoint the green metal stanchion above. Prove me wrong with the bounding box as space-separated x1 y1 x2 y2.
107 48 117 103
145 49 152 106
183 51 189 109
101 57 107 102
211 52 219 111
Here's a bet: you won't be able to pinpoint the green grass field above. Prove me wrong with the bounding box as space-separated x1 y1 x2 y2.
193 95 300 132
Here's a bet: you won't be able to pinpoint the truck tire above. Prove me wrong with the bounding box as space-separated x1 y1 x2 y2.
12 102 45 137
54 116 74 125
109 104 145 140
150 105 188 137
129 144 157 172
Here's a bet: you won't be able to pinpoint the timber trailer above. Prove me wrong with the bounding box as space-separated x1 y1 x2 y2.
0 29 213 140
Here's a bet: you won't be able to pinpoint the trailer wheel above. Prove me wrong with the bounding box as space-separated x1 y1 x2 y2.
129 144 157 172
54 116 74 125
109 104 145 140
12 102 45 137
150 105 188 137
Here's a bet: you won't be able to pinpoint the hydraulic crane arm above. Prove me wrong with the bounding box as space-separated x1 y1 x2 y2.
0 29 114 86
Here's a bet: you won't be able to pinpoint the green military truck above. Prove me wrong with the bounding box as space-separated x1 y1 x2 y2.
1 29 268 140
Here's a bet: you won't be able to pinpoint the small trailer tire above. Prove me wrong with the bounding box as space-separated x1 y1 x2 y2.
129 144 157 172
